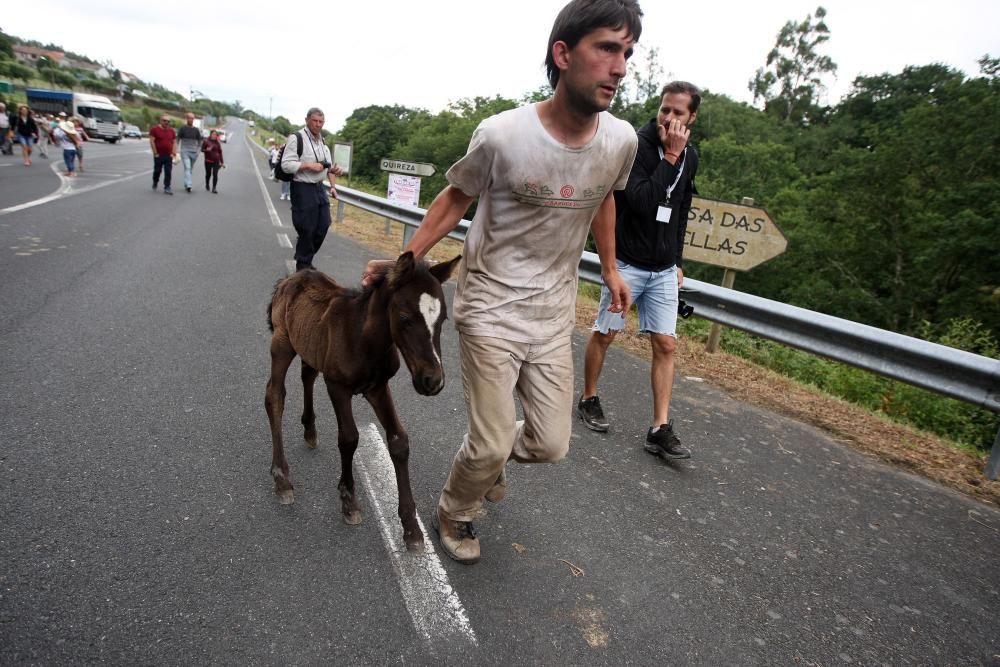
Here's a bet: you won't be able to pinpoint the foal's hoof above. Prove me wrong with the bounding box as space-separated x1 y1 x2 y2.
343 510 363 525
276 489 295 505
304 433 317 449
404 530 425 552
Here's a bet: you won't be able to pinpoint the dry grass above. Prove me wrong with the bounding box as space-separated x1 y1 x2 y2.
329 205 1000 507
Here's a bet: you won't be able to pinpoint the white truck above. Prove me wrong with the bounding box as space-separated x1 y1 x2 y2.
26 88 124 143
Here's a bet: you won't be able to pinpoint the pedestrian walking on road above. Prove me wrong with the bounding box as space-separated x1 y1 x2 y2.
0 103 11 155
177 112 203 193
35 113 51 159
268 138 290 200
280 108 344 270
12 105 39 166
579 81 701 461
52 120 80 177
201 129 224 193
70 118 89 172
149 115 177 195
362 0 642 565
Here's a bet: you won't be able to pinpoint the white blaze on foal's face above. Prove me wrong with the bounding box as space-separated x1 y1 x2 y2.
418 292 442 362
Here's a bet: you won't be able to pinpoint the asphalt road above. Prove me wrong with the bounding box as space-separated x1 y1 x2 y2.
1 121 998 665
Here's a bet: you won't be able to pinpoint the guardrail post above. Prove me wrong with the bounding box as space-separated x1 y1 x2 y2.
402 225 415 250
335 200 345 224
384 217 392 235
986 424 1000 480
704 197 753 353
705 270 736 352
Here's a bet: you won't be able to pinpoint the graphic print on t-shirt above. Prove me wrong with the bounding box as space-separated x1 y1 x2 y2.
512 181 607 210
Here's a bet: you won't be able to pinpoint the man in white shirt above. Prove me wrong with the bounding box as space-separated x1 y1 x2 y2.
280 108 344 270
363 0 643 565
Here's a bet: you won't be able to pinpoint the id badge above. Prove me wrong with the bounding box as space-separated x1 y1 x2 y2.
656 205 672 224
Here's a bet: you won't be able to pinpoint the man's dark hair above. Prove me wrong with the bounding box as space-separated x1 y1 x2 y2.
661 81 702 113
545 0 644 89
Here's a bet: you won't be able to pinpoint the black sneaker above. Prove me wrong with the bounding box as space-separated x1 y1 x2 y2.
577 395 609 432
644 420 691 459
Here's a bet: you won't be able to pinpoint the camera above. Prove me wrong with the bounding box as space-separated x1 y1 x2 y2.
319 160 332 170
677 300 694 319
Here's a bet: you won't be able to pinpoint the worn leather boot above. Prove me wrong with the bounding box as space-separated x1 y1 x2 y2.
432 507 480 564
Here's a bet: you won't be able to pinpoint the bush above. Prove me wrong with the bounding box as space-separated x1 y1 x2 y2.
715 321 997 452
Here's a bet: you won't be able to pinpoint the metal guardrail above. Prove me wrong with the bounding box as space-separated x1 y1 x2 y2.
334 186 1000 479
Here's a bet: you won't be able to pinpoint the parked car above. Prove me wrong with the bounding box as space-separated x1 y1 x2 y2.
123 124 142 139
217 129 228 143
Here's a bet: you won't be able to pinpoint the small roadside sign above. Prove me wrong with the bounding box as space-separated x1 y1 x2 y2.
684 196 788 271
379 158 436 177
333 141 353 175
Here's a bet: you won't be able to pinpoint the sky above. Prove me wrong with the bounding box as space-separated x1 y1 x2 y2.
4 0 998 130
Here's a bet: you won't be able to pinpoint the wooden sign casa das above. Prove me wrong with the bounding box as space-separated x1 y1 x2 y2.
683 197 788 271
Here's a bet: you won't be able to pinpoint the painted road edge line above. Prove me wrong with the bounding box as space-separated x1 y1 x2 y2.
357 423 478 648
245 132 283 228
0 164 154 216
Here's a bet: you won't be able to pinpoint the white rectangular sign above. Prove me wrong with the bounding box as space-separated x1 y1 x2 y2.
387 173 421 207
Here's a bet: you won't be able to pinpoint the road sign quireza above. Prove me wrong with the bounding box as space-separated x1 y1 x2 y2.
683 197 788 271
379 158 436 178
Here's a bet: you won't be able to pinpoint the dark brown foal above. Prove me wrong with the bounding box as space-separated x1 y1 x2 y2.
265 252 460 550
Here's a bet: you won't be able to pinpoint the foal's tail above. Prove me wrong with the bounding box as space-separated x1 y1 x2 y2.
266 278 284 332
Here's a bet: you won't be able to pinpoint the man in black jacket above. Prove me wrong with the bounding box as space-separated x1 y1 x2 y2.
578 81 700 460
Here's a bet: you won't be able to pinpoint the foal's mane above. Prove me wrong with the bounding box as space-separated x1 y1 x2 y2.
267 270 355 332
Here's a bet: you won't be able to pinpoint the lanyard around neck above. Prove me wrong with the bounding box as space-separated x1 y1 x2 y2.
658 145 687 201
304 130 324 161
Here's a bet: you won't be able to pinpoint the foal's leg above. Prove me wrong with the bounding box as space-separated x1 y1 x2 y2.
325 380 363 525
301 362 319 449
366 383 423 551
265 337 297 504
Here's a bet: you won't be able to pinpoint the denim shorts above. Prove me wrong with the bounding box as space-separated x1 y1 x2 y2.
16 135 35 147
593 260 678 336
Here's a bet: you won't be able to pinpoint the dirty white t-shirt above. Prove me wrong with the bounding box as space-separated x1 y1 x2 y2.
447 103 637 344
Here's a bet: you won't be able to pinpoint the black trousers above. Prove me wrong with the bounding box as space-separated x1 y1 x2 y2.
204 161 221 190
290 181 331 270
153 155 172 188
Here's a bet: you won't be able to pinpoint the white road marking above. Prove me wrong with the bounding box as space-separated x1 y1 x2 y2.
277 234 292 248
285 260 297 275
0 162 153 216
245 132 284 228
357 423 477 648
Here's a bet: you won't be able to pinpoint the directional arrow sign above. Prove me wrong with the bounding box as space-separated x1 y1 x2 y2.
379 158 436 178
683 196 788 271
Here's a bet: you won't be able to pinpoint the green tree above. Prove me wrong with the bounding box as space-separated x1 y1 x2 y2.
760 66 1000 336
339 104 429 182
979 54 999 79
749 6 837 124
272 115 293 137
0 30 13 59
0 59 33 83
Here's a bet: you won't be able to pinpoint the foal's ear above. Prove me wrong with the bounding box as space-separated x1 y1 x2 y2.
429 255 462 284
387 251 416 288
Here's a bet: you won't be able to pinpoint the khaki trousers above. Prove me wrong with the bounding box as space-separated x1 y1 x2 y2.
439 333 574 522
